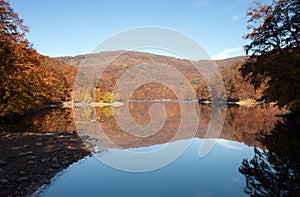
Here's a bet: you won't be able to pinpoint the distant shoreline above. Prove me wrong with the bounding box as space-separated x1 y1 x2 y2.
55 99 261 108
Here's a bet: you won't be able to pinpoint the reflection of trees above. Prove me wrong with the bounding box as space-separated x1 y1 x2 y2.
3 108 76 133
79 102 282 149
239 118 300 196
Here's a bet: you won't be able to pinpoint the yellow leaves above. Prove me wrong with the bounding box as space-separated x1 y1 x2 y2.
102 92 120 103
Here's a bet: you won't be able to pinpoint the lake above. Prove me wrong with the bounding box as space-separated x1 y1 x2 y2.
1 102 299 196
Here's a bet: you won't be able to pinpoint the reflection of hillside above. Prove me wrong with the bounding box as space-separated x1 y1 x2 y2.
0 105 283 196
78 102 198 150
76 102 283 150
199 105 284 147
224 106 282 147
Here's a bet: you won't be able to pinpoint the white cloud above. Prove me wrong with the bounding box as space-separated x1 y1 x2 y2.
193 0 212 7
212 47 243 60
231 15 240 21
217 139 243 150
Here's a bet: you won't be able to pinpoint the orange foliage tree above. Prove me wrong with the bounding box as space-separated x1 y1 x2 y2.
0 0 75 116
239 0 300 111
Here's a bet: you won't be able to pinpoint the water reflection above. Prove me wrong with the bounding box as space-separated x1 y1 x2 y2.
0 104 285 196
239 117 300 196
74 102 282 151
1 108 76 133
38 138 254 197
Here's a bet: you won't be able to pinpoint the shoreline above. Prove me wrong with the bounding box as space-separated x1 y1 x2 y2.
59 99 260 108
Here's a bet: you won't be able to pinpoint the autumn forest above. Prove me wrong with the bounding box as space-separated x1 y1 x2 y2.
1 0 299 117
1 0 300 196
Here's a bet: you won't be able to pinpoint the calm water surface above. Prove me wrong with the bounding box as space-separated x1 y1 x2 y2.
2 102 299 196
38 138 253 197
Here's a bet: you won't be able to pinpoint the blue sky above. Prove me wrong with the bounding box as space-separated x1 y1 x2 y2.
10 0 271 59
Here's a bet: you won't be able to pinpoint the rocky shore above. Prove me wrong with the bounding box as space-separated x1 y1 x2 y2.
0 131 90 197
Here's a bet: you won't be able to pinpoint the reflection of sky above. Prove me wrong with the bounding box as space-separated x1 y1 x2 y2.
216 139 244 150
38 138 254 197
127 143 167 152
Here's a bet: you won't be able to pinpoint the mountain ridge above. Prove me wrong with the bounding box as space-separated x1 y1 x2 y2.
56 51 262 102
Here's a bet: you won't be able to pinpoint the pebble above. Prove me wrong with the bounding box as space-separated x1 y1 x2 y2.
41 159 47 163
30 156 37 160
51 164 60 169
51 157 58 162
19 171 26 175
19 151 32 156
23 144 30 148
28 161 34 164
17 176 29 183
0 179 8 184
62 160 70 165
56 148 63 152
43 179 50 184
5 134 12 138
0 160 8 166
35 142 43 146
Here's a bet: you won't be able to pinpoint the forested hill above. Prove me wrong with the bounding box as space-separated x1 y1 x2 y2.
57 51 262 101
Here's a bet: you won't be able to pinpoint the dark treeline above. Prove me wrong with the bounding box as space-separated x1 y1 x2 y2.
239 0 300 111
